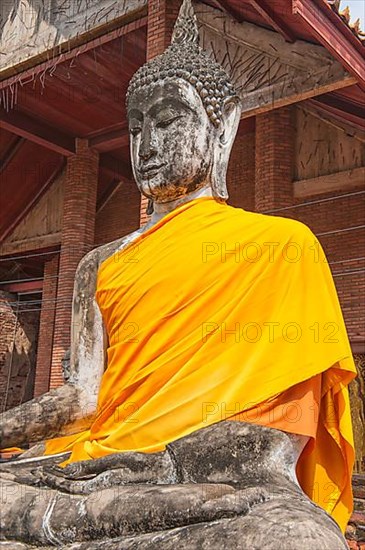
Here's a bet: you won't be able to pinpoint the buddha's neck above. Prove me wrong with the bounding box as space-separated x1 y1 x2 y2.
147 187 213 227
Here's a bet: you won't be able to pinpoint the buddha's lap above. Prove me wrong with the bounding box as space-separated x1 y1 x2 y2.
0 472 347 549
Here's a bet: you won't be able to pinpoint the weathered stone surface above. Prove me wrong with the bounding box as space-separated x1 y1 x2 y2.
168 420 299 488
0 544 39 549
64 510 347 550
1 449 174 494
0 422 348 549
0 383 83 449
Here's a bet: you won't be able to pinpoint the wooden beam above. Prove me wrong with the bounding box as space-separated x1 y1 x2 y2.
0 235 61 256
99 154 132 181
0 136 25 173
248 0 295 42
1 110 75 156
241 75 356 119
312 96 365 130
301 103 365 143
307 99 365 134
197 4 356 119
97 180 124 214
0 159 65 243
89 127 130 153
292 0 365 89
216 0 244 22
310 0 364 53
294 166 365 199
0 280 43 294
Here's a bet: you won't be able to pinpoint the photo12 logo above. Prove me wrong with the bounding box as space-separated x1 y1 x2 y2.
201 321 340 344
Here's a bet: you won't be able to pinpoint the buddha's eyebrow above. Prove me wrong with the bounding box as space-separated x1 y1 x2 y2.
148 97 194 117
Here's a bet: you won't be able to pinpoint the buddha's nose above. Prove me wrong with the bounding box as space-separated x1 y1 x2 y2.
139 124 157 161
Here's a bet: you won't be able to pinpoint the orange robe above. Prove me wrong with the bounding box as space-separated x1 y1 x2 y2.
45 197 356 532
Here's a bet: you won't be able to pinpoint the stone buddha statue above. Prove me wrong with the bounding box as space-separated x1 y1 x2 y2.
0 1 357 548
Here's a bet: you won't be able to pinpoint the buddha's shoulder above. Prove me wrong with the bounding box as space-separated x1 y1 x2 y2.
75 229 145 274
228 205 314 243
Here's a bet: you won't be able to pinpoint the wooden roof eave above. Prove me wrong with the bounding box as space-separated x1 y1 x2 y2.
292 0 365 89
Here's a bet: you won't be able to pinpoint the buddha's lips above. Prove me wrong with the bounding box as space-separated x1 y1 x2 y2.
140 164 165 177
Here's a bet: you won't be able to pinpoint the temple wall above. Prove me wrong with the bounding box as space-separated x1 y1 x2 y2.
94 180 141 245
294 108 365 180
227 126 255 212
290 188 365 344
0 291 40 412
0 172 64 255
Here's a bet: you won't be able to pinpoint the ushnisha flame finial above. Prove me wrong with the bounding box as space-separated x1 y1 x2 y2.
171 0 199 47
127 0 239 128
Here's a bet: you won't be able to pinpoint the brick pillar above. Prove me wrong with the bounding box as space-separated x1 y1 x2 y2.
50 139 99 388
227 122 256 211
33 255 59 397
139 0 181 226
255 106 294 212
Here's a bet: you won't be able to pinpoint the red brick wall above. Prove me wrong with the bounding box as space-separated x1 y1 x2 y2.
227 127 255 212
34 255 59 397
0 291 40 411
95 181 141 245
255 107 294 212
146 0 180 61
287 188 365 345
50 139 99 388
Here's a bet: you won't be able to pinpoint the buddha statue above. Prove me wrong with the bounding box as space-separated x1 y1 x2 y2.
0 1 356 548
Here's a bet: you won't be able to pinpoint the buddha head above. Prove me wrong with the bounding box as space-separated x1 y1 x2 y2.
126 0 241 205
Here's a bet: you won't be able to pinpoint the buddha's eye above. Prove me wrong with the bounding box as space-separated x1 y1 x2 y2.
130 127 142 137
156 115 182 129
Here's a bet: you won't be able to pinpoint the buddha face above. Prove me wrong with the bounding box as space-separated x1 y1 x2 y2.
127 80 216 203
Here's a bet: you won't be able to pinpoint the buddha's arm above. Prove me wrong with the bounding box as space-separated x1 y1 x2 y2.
0 250 106 449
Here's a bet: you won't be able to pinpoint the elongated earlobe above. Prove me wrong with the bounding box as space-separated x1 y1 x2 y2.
211 97 242 200
219 100 239 146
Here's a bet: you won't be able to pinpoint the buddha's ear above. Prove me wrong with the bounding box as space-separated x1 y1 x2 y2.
219 96 242 148
211 96 242 201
